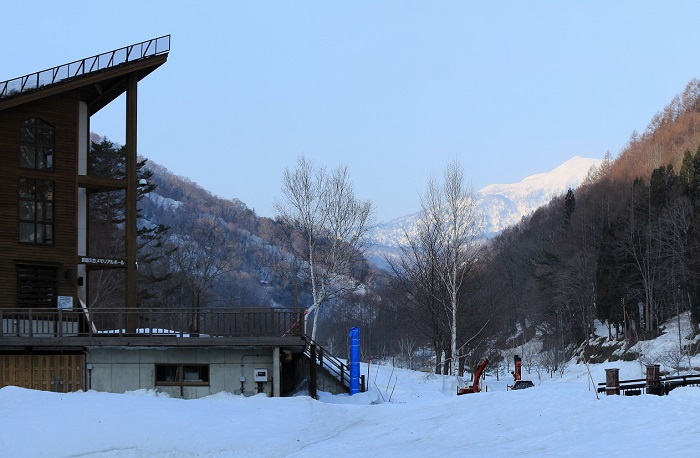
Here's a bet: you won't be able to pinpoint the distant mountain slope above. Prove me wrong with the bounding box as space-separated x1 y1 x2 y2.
477 156 602 237
369 156 602 254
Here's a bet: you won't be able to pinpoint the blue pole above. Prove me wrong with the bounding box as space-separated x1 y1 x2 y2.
349 327 360 395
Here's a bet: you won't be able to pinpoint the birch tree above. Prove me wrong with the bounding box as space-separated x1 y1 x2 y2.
434 160 483 376
389 160 482 376
276 156 372 340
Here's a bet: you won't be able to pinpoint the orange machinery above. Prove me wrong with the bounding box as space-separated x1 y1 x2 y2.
457 359 489 395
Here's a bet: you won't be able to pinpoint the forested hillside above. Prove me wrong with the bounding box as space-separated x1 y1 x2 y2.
479 79 700 362
87 79 700 376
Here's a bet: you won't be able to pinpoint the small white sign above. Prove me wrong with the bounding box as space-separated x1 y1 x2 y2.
57 296 73 309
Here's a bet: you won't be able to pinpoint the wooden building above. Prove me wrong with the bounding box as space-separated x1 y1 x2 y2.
0 36 171 317
0 37 349 398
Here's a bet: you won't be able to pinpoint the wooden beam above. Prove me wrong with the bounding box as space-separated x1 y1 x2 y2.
78 175 127 193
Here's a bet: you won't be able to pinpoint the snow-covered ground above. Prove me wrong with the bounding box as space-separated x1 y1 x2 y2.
1 352 699 457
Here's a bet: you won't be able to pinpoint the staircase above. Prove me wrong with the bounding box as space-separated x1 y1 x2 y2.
303 337 364 397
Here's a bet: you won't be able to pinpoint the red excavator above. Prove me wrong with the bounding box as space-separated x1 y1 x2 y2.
457 359 489 395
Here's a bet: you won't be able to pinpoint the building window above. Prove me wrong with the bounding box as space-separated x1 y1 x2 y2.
17 265 58 308
19 179 54 244
20 118 54 170
155 364 210 386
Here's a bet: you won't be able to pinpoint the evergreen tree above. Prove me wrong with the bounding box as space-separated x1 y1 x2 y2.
564 188 576 222
88 137 173 308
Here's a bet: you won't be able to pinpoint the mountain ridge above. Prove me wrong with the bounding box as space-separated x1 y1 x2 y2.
368 155 602 253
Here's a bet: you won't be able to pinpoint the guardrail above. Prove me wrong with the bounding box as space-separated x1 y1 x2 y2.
597 372 700 396
0 35 170 99
0 306 304 339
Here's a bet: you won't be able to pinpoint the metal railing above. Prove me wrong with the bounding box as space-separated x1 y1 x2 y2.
0 306 304 339
0 35 170 99
305 337 362 393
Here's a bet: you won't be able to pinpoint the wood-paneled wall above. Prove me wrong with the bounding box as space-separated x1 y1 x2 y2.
0 92 79 308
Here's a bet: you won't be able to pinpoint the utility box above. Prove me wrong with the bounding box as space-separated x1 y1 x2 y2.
254 368 269 382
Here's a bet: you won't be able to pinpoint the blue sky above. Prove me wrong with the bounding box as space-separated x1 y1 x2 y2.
4 1 700 221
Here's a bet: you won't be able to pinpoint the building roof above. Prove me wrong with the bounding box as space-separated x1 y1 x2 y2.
0 35 170 114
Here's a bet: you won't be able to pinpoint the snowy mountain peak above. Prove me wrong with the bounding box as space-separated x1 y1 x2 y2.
479 156 600 198
369 156 602 255
475 156 602 236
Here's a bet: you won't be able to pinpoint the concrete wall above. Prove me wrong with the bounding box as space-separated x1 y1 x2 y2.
87 347 276 399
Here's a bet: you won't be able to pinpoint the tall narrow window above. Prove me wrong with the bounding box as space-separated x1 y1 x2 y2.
19 179 54 244
20 118 54 170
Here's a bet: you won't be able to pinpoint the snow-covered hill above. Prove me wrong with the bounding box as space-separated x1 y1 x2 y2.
369 156 602 256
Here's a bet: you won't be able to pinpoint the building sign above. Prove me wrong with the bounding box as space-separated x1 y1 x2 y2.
57 296 73 309
79 256 127 267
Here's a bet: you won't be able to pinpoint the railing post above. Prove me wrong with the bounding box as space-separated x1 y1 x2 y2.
605 368 619 395
646 364 661 395
299 310 304 337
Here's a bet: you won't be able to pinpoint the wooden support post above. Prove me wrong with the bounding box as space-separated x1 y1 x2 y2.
605 368 619 395
125 72 138 334
309 344 317 399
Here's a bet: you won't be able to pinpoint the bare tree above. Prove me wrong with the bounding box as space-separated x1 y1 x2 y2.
275 156 372 340
661 347 686 375
540 349 557 378
171 217 238 333
437 160 483 377
396 338 417 369
622 181 661 333
557 351 571 378
386 205 449 374
409 160 483 377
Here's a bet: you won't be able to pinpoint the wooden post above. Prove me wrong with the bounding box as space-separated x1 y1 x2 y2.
646 364 661 395
309 344 317 399
605 368 619 395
